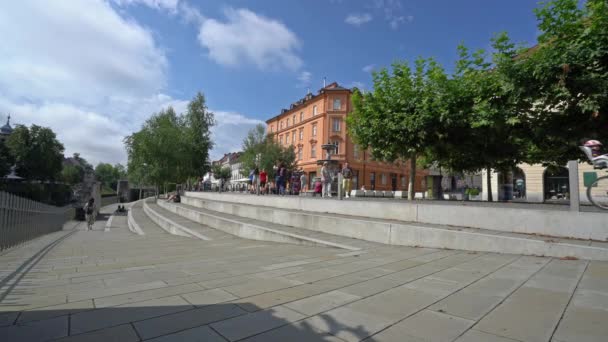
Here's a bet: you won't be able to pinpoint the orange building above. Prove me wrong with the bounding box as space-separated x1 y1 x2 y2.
266 82 426 192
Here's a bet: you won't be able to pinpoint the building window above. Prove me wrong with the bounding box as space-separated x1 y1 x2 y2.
381 173 387 185
313 105 318 116
293 115 296 124
299 129 303 141
312 124 317 136
331 140 340 154
333 98 341 110
311 144 316 158
370 172 376 190
401 175 406 187
300 112 304 122
280 121 283 129
279 135 283 145
286 118 290 127
353 144 359 159
270 126 274 133
292 131 296 143
298 147 302 160
332 118 341 132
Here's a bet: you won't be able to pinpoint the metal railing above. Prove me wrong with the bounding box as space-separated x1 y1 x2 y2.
0 191 74 251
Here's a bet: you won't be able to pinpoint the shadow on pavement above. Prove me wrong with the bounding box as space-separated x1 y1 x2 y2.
0 302 376 341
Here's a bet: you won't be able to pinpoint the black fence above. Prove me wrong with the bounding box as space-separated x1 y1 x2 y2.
0 191 74 251
0 180 73 207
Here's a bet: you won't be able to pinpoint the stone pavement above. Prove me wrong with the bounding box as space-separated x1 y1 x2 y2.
0 204 607 341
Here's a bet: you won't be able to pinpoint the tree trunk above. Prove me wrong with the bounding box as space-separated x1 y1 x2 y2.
408 157 416 201
486 167 493 202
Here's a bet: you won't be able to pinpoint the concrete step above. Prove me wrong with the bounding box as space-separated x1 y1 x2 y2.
143 199 234 241
179 194 608 261
156 200 380 251
128 202 168 236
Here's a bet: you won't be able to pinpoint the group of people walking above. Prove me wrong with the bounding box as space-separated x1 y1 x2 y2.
242 161 354 198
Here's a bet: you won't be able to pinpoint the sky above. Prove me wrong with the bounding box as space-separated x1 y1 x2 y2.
0 0 541 166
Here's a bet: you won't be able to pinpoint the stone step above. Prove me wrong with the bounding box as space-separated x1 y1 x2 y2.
157 200 377 251
144 199 234 241
128 202 167 236
179 194 608 261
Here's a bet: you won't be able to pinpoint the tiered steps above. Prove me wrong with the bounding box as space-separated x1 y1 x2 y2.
143 199 234 241
157 200 382 251
171 194 608 261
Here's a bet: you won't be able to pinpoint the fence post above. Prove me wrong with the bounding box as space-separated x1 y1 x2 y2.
568 160 580 212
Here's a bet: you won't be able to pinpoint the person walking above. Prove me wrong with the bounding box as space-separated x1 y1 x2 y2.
300 172 308 193
278 163 287 195
259 169 267 195
321 162 332 198
341 162 353 198
83 198 96 231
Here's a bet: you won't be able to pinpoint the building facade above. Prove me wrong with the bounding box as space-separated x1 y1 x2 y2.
0 114 13 143
266 82 426 191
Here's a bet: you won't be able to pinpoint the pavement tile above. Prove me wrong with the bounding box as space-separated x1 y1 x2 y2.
211 305 305 341
145 325 227 342
94 283 203 308
54 324 139 342
454 329 522 342
181 288 238 306
70 295 193 334
285 290 361 316
552 306 608 342
18 299 94 323
240 320 345 342
370 309 474 342
133 303 246 340
0 315 68 341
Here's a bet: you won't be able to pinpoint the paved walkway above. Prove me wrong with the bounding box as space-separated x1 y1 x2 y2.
0 204 606 341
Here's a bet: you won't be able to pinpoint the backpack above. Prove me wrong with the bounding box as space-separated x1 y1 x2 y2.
85 205 93 215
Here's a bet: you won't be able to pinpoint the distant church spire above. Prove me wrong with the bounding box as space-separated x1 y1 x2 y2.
6 114 10 125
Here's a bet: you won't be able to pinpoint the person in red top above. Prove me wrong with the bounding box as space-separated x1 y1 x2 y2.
259 169 267 194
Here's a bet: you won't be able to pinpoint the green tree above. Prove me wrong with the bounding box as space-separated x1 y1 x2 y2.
210 164 231 189
514 0 608 163
95 162 120 189
348 58 445 200
0 142 14 177
240 124 297 178
183 92 215 177
125 92 215 191
6 124 65 181
61 164 84 185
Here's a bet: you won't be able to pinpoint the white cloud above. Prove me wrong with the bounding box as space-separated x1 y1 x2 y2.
345 13 373 26
0 1 167 107
362 64 376 73
198 8 302 71
210 111 264 160
112 0 179 12
112 0 205 24
371 0 413 29
297 71 312 88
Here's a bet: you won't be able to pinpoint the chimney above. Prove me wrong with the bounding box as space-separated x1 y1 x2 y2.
323 77 326 88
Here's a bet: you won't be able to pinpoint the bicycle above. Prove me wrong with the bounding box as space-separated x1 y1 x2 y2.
580 143 608 210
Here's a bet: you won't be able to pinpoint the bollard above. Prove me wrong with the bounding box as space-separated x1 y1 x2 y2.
568 160 580 212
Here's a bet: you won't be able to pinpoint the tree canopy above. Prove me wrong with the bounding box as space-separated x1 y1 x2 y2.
5 124 64 181
124 92 215 190
240 124 297 178
95 163 127 190
348 0 607 200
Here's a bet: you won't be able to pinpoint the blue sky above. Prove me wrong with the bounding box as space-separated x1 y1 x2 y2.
0 0 541 165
